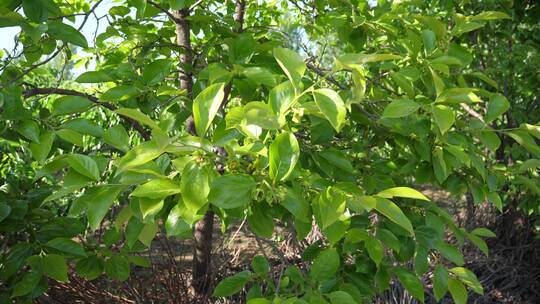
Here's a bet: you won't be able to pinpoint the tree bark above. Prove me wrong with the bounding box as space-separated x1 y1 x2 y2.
173 8 214 295
173 0 246 295
174 9 193 97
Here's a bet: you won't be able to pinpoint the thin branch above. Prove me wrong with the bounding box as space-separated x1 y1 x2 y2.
23 87 150 140
306 62 347 90
148 0 181 23
1 0 104 89
77 0 104 31
189 0 205 11
461 103 486 123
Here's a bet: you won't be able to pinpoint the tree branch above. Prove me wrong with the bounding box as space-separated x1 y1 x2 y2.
23 87 150 140
148 0 181 23
306 62 347 90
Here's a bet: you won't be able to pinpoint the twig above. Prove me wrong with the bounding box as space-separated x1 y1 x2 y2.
23 87 150 140
147 0 180 23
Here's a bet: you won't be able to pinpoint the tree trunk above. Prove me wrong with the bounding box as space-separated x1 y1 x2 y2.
191 210 215 294
173 8 214 296
173 1 247 296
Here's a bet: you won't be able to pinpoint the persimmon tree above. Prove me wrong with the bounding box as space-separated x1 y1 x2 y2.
0 0 539 303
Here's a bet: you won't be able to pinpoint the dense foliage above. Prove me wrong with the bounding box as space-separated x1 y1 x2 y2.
0 0 539 303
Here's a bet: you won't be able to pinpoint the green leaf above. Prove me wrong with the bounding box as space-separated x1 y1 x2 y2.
86 186 124 231
247 299 272 304
45 237 86 257
478 130 501 151
76 255 102 280
347 195 377 213
115 108 161 130
279 187 310 222
251 256 269 275
376 228 401 252
213 270 251 297
125 217 144 248
56 129 84 146
101 85 139 101
116 140 166 173
243 102 280 130
138 222 158 247
61 118 103 137
142 59 172 86
138 197 164 220
445 145 471 167
377 187 429 201
52 96 93 116
42 254 68 282
436 88 481 104
312 88 347 132
16 120 40 143
209 174 256 209
508 130 540 157
47 21 88 48
448 278 468 304
373 197 414 235
11 271 42 297
29 131 54 164
0 10 25 28
391 71 415 98
382 99 420 118
103 125 130 152
416 16 447 38
105 254 130 281
67 154 100 181
433 147 448 184
485 94 509 122
309 248 340 282
464 231 489 256
434 241 464 265
319 148 355 173
269 81 295 114
469 11 511 21
0 202 11 223
169 0 186 9
228 33 255 64
415 246 429 275
313 188 346 229
471 228 496 238
433 264 448 301
75 71 113 83
487 192 502 211
394 267 425 303
450 267 483 295
521 123 540 139
192 83 226 136
273 48 306 93
470 71 498 89
433 104 455 134
181 163 211 211
422 29 436 54
335 53 401 68
243 67 277 87
269 132 300 182
453 22 485 36
248 203 274 238
131 178 180 199
365 237 383 265
329 291 356 304
165 203 191 237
